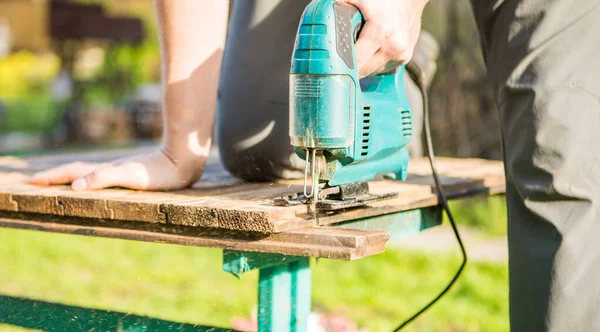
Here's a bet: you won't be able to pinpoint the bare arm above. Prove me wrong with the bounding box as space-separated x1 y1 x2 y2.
29 0 229 191
155 0 228 184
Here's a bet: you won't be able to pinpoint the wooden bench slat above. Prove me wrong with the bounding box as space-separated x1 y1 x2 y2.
0 215 388 260
0 147 506 234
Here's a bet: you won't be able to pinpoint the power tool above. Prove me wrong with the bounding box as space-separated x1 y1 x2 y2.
275 1 469 331
274 0 412 210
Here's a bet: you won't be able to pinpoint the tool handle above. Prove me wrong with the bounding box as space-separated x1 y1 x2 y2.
332 1 364 70
341 2 404 76
290 0 365 76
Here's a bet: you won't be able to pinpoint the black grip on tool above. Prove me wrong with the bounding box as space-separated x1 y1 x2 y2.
333 2 401 76
333 2 364 70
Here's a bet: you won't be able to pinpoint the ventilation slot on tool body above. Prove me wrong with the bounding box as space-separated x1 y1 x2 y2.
361 107 371 156
401 109 412 138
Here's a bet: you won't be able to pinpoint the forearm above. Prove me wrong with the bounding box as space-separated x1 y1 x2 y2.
153 0 229 179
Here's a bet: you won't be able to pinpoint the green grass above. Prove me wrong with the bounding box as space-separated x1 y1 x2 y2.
0 225 508 332
450 196 507 237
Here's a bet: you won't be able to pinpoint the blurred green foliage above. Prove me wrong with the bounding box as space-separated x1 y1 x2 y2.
0 0 161 133
82 5 161 107
2 94 56 133
82 42 159 107
0 52 59 99
0 52 59 133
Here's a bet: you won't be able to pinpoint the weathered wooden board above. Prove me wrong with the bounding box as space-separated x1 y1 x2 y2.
0 146 505 233
0 213 388 260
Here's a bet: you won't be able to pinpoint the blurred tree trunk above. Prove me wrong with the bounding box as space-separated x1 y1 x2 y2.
425 0 501 160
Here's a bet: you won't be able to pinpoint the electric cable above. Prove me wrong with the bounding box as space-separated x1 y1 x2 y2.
392 62 468 331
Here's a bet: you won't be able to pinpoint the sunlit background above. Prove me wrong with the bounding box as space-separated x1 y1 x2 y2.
0 1 508 331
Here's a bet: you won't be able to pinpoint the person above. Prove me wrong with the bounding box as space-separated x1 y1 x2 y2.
29 0 435 191
29 0 600 331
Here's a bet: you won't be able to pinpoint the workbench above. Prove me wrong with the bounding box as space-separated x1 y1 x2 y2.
0 146 505 331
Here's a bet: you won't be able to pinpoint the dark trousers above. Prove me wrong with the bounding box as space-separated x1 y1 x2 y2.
217 1 600 330
472 0 600 330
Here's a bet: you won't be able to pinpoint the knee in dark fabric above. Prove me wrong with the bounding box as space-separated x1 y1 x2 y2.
217 129 295 182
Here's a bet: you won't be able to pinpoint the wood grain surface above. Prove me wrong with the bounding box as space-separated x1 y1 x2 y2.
0 146 506 234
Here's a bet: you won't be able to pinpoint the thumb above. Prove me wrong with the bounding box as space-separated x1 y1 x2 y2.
71 163 150 191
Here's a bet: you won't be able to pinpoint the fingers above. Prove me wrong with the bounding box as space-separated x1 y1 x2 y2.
359 50 388 78
336 0 396 76
356 27 415 77
70 152 192 191
358 32 411 77
336 0 419 77
72 162 150 191
27 151 200 192
353 22 387 75
29 162 105 186
382 30 412 64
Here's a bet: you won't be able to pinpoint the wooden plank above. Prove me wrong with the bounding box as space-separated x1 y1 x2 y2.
0 147 506 234
0 193 17 212
9 185 67 216
0 214 388 260
406 157 506 191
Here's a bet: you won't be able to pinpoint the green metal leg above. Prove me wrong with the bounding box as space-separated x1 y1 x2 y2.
258 258 311 332
221 208 444 331
335 206 442 240
222 251 311 332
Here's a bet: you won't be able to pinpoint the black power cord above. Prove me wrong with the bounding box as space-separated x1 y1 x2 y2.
392 62 468 331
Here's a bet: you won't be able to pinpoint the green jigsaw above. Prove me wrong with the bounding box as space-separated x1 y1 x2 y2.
274 2 470 330
275 0 413 210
